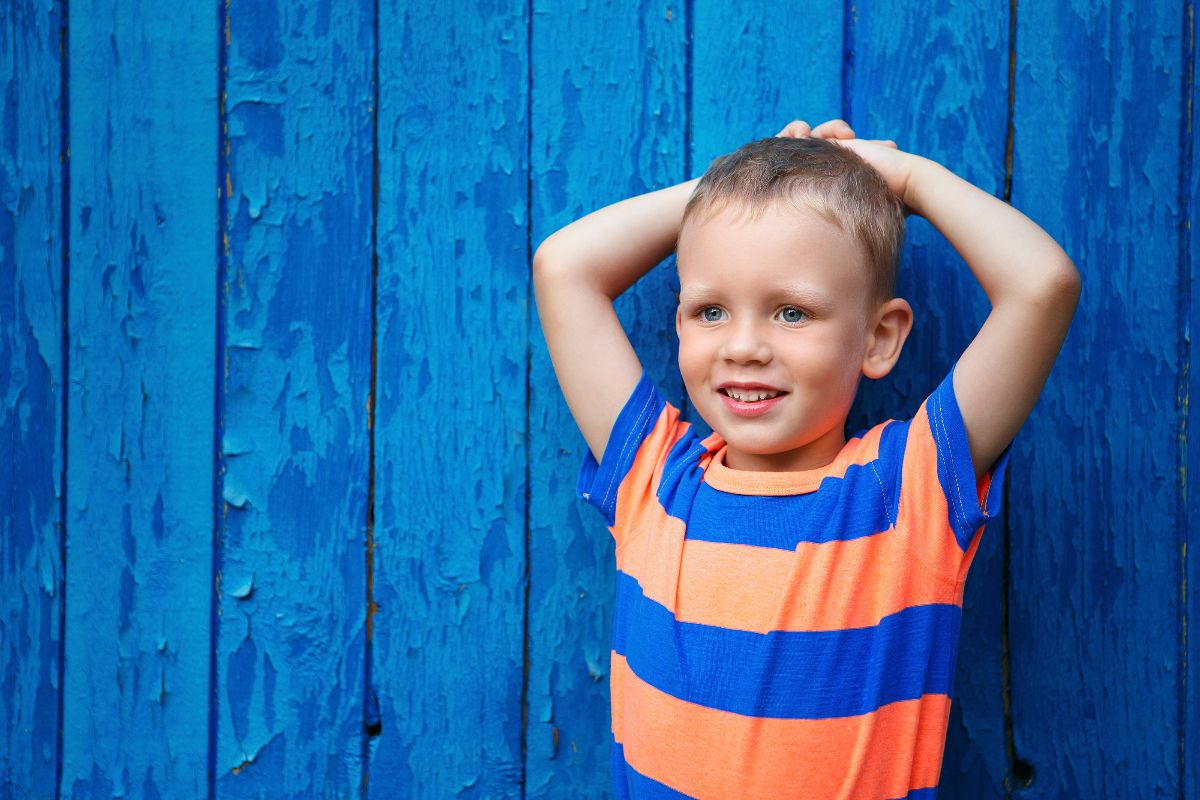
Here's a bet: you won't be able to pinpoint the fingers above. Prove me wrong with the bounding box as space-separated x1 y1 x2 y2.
776 120 812 138
810 119 855 139
775 119 893 147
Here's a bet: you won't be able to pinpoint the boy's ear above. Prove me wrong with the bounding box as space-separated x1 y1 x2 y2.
861 298 914 379
675 304 683 338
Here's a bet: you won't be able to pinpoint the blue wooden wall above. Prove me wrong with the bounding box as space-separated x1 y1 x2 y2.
1 0 1196 797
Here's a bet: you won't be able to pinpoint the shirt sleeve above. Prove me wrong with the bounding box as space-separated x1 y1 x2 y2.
879 358 1014 582
576 370 686 532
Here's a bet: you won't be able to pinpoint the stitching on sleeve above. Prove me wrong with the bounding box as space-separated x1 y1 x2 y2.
868 459 896 530
658 438 700 496
933 389 970 538
600 390 656 513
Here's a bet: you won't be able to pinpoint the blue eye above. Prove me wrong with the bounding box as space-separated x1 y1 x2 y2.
700 306 725 322
778 307 807 324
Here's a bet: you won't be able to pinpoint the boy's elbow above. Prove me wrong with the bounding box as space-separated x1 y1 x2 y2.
1047 258 1082 303
532 235 566 280
1022 258 1080 305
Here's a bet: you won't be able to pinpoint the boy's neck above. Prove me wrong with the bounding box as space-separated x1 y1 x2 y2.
721 423 849 473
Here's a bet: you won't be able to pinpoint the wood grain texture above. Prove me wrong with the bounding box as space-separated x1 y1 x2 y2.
218 0 373 794
1009 0 1186 796
0 1 65 797
1185 2 1198 796
528 1 686 795
62 1 217 796
691 1 844 180
368 2 528 797
848 0 1012 795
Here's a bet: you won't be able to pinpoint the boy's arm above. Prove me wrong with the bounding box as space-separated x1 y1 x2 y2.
910 158 1081 483
532 177 700 464
838 140 1082 483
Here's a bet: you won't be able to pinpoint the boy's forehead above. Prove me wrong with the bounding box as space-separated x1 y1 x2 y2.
680 199 855 258
678 207 866 292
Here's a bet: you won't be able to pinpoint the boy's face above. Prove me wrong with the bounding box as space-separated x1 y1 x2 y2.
675 199 874 472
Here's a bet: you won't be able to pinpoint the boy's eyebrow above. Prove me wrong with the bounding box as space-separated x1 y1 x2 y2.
678 283 833 306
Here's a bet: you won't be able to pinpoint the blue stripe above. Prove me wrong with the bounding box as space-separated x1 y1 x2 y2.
888 787 938 799
685 464 894 549
876 415 909 526
612 737 696 799
655 429 709 521
613 570 961 719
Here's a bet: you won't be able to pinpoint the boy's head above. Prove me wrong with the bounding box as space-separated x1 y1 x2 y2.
674 136 914 471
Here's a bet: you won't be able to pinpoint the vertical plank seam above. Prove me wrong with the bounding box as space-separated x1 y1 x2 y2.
56 0 70 795
1000 0 1019 795
841 0 854 127
209 0 230 792
361 0 382 790
1178 0 1194 796
521 0 533 793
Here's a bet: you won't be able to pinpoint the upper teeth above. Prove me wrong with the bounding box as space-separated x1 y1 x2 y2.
725 389 782 402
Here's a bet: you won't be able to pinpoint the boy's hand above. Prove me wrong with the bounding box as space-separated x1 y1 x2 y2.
828 137 920 216
775 118 858 139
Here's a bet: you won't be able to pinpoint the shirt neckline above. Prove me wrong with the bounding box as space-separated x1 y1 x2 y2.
702 440 854 496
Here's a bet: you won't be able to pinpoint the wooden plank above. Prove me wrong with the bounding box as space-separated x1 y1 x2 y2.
847 1 1011 795
217 0 373 793
61 1 217 795
367 3 528 797
686 0 843 435
0 0 66 795
527 1 687 795
1185 0 1198 794
1008 0 1186 795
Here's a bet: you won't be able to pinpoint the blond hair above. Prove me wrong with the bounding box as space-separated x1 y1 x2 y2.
680 136 905 311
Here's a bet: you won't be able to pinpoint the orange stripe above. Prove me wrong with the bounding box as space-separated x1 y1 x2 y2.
611 653 949 799
609 403 693 566
673 533 962 632
702 423 886 495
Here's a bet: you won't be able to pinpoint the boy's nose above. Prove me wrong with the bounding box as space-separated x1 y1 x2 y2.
719 321 772 364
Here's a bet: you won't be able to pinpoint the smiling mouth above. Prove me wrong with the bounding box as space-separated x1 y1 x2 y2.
719 388 787 403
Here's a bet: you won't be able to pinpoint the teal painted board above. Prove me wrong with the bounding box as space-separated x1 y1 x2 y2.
368 3 527 797
528 1 687 795
218 0 373 793
848 1 1012 796
0 1 65 796
1186 2 1198 794
62 1 217 796
690 1 844 183
687 0 844 435
1008 0 1185 796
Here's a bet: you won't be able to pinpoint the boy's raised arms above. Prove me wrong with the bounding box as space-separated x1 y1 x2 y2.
534 119 857 464
832 139 1082 484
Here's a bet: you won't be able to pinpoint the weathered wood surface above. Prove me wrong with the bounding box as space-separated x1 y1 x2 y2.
59 1 218 796
1007 1 1189 796
1 2 66 798
369 2 528 797
218 0 375 795
1 1 1195 797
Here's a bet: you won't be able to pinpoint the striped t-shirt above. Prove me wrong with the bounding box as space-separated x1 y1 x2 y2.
576 361 1012 800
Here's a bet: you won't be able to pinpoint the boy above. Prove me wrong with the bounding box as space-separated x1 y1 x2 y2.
531 118 1080 799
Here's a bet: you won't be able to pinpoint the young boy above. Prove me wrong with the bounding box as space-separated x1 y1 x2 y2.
531 118 1080 799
